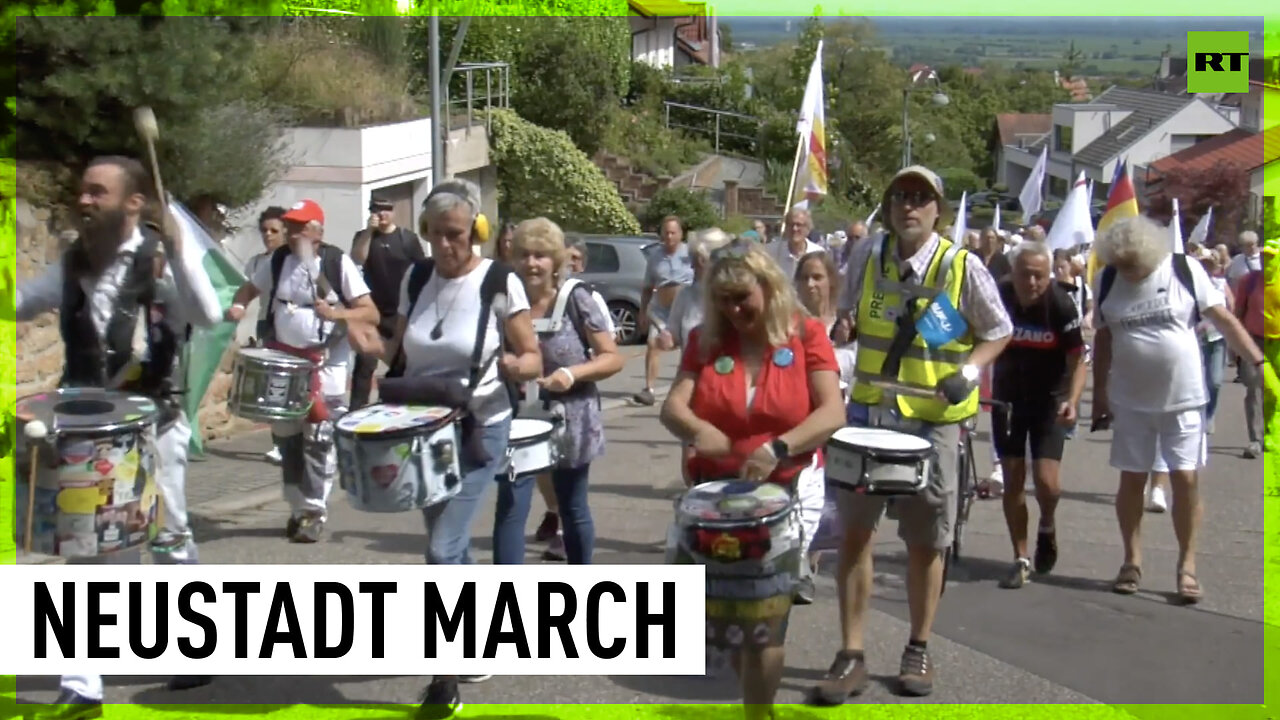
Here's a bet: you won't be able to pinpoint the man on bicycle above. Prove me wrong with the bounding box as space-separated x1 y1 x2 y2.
992 241 1087 589
813 166 1011 701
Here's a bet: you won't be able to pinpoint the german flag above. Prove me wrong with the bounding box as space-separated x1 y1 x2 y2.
1087 160 1140 285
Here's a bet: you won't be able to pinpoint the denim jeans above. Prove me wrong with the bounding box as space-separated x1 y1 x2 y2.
1201 339 1225 423
494 464 596 564
420 417 512 565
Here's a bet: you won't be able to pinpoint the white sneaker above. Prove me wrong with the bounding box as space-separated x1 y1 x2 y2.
1147 485 1168 513
265 446 282 464
458 675 491 683
987 467 1005 497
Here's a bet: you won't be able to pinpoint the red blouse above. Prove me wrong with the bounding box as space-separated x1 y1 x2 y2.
680 316 839 485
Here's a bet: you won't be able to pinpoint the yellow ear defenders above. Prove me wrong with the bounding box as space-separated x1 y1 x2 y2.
424 185 491 244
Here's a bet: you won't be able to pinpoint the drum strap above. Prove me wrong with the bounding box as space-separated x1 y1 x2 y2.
264 244 349 345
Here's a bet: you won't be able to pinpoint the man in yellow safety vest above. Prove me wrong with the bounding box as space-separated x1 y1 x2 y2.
811 166 1013 702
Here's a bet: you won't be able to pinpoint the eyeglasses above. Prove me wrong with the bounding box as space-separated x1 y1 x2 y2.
890 190 937 206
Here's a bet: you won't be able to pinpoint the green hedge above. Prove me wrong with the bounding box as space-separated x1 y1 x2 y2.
639 187 719 234
488 108 640 234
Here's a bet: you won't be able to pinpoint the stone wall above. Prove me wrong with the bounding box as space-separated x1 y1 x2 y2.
14 199 258 443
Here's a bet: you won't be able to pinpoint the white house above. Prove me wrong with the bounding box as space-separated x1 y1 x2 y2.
1000 86 1239 205
628 0 720 69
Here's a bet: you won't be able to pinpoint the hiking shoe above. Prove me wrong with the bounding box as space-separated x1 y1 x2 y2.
633 388 656 406
290 513 324 544
543 533 566 561
1000 558 1031 589
416 678 461 720
1034 530 1058 575
898 644 934 697
811 649 869 705
794 575 815 605
534 511 559 542
285 516 300 540
1244 442 1262 459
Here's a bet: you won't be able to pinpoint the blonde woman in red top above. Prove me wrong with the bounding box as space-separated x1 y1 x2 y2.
660 245 846 719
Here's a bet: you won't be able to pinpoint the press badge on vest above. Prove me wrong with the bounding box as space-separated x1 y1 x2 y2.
916 294 967 348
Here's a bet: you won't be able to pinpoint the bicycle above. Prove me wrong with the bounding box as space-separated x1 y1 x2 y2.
864 379 1011 593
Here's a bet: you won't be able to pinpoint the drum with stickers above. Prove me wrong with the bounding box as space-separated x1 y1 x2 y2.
825 426 935 495
14 389 160 558
334 404 464 513
229 347 314 422
505 418 560 479
665 479 803 650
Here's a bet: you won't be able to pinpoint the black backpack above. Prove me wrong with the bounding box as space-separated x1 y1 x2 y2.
1096 253 1200 326
387 258 521 416
264 243 349 343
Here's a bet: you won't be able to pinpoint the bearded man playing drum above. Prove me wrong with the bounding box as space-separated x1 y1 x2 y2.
660 245 845 720
226 199 380 543
13 155 224 715
815 166 1012 701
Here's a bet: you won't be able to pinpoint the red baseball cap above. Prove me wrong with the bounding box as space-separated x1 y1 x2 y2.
282 199 324 226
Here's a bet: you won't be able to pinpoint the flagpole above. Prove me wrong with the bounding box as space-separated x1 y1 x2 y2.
785 132 805 212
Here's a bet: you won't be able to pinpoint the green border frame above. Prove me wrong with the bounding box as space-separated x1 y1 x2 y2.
1 2 1276 719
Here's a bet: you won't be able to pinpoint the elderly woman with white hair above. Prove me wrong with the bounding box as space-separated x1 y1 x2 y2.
1091 215 1267 604
379 178 541 716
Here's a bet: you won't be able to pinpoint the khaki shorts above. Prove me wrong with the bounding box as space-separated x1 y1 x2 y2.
835 419 960 551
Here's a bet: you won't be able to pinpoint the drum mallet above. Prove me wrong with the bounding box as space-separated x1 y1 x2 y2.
22 419 48 553
133 106 168 207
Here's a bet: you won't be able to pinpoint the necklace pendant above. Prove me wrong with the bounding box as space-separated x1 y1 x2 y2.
430 321 444 340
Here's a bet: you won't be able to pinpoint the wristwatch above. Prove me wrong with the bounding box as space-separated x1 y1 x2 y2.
770 438 791 460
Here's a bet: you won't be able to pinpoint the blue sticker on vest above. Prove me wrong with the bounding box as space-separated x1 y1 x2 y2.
916 294 968 348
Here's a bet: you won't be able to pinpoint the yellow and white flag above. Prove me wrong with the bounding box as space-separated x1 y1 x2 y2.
791 40 828 209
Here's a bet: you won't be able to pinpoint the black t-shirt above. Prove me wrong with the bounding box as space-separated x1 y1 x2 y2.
986 252 1012 283
992 279 1084 407
357 226 426 316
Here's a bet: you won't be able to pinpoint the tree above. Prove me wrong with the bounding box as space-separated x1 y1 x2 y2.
639 187 719 234
719 21 734 54
1146 162 1251 245
14 15 289 209
410 15 630 156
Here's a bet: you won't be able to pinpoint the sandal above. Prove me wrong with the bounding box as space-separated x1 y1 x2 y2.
1112 564 1141 594
1177 570 1202 604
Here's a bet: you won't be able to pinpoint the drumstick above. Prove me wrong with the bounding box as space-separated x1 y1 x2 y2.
133 107 167 206
22 420 48 553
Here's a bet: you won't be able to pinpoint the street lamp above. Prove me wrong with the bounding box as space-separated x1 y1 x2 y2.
902 69 949 168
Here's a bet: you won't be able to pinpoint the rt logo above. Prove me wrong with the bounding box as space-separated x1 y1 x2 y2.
1186 31 1251 93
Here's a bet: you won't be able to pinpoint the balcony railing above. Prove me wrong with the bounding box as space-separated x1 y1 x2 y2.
443 61 511 137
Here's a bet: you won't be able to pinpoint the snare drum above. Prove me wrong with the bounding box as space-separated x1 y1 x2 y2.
335 404 463 513
825 427 935 495
507 418 559 478
667 480 803 650
229 347 314 422
14 389 160 558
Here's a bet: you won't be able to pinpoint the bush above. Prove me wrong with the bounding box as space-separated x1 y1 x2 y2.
488 108 639 235
639 187 719 234
936 167 984 200
600 106 709 179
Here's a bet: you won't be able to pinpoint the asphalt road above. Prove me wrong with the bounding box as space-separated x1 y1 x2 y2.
11 362 1270 714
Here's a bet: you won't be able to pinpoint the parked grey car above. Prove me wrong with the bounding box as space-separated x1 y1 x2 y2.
566 233 658 345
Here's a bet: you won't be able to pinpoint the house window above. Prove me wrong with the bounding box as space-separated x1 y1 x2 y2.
1054 124 1073 153
1048 175 1069 198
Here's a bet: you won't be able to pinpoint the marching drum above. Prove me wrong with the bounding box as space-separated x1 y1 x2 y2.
506 418 559 478
825 427 935 495
14 389 160 558
335 404 464 513
667 480 803 649
229 347 314 422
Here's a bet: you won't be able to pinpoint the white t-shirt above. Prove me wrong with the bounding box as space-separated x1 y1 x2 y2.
667 281 704 349
1094 255 1224 413
765 238 825 283
252 250 371 397
398 258 531 425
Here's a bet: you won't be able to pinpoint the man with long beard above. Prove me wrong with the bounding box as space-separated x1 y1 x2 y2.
15 155 225 717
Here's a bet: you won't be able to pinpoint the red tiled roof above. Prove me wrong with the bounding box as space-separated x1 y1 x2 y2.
995 113 1052 146
1148 127 1280 177
909 63 932 75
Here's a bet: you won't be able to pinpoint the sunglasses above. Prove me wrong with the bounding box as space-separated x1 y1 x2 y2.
890 190 937 206
710 244 751 262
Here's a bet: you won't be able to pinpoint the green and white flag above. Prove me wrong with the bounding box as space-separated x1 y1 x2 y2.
168 199 245 456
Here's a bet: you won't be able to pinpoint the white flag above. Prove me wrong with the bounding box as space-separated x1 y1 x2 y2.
1188 207 1214 247
992 204 1001 235
1018 146 1048 221
1171 198 1184 254
952 192 968 244
791 40 828 206
1046 171 1094 252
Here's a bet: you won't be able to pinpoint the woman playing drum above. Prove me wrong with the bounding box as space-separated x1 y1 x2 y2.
659 245 845 720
